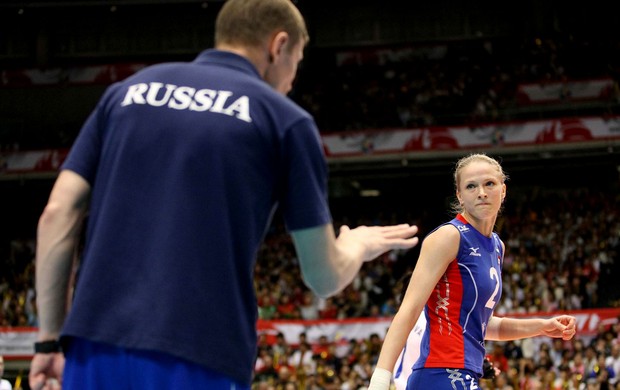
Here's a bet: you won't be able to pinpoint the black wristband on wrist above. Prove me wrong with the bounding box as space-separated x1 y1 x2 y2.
34 340 62 353
482 358 496 379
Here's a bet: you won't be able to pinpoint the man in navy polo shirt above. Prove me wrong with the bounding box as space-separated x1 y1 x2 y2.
28 0 419 389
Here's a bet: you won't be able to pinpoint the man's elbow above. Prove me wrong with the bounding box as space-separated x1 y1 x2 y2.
37 202 64 232
302 274 342 299
306 286 339 300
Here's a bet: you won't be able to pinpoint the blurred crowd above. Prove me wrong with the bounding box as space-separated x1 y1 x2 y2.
0 34 619 152
249 188 620 389
292 34 620 132
253 187 619 323
2 184 618 389
249 320 620 390
1 32 620 389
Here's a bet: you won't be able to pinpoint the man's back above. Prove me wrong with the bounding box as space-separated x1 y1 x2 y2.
29 2 419 388
60 49 330 385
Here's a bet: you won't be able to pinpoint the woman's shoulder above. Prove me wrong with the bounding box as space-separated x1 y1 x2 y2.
423 223 461 248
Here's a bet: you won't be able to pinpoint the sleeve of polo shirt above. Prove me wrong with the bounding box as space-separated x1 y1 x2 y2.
61 85 117 184
280 117 332 231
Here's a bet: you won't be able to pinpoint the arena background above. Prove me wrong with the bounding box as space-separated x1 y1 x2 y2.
1 1 619 389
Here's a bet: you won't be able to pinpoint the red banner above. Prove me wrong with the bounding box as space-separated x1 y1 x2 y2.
2 309 618 360
516 78 615 105
2 115 620 177
321 116 620 158
256 308 618 346
0 149 68 175
0 64 148 87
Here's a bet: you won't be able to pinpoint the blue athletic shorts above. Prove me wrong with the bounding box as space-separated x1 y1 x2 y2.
62 337 250 390
407 368 480 390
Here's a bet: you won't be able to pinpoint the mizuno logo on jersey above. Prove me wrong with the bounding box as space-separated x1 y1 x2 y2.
457 225 469 232
120 82 252 123
469 247 481 256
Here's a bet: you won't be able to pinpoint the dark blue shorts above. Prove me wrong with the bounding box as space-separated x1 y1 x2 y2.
407 368 480 390
63 337 250 390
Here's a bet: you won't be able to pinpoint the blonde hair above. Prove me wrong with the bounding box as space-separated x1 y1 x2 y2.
215 0 309 51
450 153 508 214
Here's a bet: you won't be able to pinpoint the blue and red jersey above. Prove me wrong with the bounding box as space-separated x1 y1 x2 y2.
413 214 504 377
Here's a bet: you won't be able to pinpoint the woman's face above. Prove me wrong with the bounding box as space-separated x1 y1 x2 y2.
457 160 506 221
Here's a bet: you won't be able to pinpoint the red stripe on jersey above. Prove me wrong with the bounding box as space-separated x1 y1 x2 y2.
424 259 465 368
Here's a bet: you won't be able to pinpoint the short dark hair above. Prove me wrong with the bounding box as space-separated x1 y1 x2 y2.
215 0 309 50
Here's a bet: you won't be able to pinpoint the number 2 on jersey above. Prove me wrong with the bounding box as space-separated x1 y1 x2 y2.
485 267 500 309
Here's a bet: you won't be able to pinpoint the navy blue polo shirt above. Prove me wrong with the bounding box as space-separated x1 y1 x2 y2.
60 50 331 385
